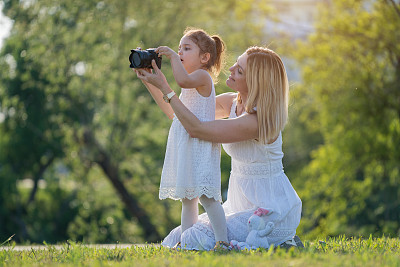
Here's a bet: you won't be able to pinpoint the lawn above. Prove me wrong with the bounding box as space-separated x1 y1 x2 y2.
1 236 399 267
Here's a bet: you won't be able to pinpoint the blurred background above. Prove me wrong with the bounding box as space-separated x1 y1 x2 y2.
0 0 399 244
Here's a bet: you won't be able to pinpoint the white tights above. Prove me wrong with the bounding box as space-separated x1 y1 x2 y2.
181 196 228 243
181 198 199 234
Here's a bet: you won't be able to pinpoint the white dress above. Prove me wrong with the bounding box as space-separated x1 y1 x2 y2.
161 97 302 250
159 80 221 201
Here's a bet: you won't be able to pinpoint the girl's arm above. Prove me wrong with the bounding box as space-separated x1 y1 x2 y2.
134 69 175 120
156 46 211 96
136 61 259 143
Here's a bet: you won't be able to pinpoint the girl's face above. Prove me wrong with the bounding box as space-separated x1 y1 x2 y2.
226 52 248 94
178 36 204 74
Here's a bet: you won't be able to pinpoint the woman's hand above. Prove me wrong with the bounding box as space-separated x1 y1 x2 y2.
136 60 172 94
134 68 152 84
134 61 175 119
156 46 179 60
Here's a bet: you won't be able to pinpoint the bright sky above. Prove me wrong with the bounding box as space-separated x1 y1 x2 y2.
0 2 13 49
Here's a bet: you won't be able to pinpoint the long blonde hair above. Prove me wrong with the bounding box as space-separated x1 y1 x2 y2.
243 46 289 144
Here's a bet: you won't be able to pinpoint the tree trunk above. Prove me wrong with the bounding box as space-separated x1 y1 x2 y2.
82 129 161 242
26 156 55 205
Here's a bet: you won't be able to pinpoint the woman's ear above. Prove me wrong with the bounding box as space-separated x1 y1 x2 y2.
200 52 211 64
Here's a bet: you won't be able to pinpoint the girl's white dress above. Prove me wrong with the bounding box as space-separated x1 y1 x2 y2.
161 98 302 250
159 81 221 201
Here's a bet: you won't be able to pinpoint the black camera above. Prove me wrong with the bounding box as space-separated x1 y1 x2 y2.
129 49 162 69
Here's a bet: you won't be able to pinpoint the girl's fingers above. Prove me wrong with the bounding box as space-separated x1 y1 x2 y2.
155 46 163 53
151 60 160 73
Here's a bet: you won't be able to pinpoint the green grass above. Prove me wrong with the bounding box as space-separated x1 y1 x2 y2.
1 236 399 267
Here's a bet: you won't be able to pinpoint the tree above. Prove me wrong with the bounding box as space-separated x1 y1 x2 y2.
290 0 400 238
0 0 273 243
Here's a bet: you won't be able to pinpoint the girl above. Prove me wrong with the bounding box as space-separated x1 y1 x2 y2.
136 28 229 250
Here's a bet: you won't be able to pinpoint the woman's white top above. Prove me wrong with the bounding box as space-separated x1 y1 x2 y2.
161 97 302 250
159 79 221 201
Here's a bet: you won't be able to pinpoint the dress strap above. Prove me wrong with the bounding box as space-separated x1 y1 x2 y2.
206 71 215 98
229 97 238 118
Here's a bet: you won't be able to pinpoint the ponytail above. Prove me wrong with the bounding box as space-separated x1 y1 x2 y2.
184 27 226 81
211 35 226 77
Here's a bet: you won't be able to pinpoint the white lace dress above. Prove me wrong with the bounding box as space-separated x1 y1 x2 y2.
161 98 302 250
159 81 221 201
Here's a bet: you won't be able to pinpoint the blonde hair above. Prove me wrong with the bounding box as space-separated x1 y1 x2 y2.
183 27 226 79
243 46 289 144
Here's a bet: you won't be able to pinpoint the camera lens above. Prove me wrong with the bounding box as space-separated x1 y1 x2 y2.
132 52 141 67
129 49 162 69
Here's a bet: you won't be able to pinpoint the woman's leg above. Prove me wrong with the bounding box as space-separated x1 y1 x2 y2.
181 197 199 233
199 196 228 243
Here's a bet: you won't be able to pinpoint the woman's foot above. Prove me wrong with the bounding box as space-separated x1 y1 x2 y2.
213 241 232 251
279 235 304 249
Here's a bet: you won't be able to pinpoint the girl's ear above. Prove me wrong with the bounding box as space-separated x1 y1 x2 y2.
200 52 211 64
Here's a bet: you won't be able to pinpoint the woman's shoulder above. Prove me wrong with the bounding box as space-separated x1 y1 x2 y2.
216 92 237 117
216 92 237 104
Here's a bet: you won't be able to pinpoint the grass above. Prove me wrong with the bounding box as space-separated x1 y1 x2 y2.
0 235 399 267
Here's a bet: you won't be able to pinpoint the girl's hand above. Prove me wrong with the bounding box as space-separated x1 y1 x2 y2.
136 60 171 94
156 46 179 60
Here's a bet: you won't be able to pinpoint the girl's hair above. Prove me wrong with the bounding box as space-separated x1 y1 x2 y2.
183 27 226 79
243 46 289 144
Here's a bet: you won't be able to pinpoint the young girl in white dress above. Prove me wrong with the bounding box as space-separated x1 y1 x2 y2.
136 28 229 249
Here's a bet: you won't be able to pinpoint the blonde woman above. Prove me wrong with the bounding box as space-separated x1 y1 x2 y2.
136 46 302 250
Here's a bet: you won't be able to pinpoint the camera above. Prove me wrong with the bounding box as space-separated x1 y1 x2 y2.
129 49 162 69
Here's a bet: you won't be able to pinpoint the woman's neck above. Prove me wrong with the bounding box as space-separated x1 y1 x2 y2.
239 92 248 106
236 92 248 116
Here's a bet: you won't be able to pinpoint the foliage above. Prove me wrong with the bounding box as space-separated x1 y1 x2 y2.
287 0 400 238
0 0 272 243
1 0 398 245
0 236 400 266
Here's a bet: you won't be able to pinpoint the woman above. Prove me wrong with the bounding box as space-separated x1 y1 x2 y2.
136 46 302 250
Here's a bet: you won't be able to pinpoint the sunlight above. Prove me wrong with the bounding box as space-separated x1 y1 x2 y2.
0 2 13 49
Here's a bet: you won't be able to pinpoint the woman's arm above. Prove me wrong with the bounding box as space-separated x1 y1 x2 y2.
136 61 259 143
134 69 175 120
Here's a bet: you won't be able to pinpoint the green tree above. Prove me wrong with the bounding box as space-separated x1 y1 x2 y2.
290 0 400 238
0 0 273 243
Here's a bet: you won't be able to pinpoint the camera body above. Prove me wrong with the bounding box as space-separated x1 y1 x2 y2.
129 49 162 69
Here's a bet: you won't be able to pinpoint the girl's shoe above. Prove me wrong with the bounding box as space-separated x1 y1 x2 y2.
171 242 182 251
213 241 232 251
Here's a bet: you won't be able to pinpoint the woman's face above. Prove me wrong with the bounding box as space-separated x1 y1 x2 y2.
226 52 248 94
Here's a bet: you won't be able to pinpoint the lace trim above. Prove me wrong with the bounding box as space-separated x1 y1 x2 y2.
269 228 296 238
193 222 215 239
232 160 283 177
159 187 222 201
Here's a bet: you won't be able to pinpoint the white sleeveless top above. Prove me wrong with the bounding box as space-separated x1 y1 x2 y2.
159 81 221 201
